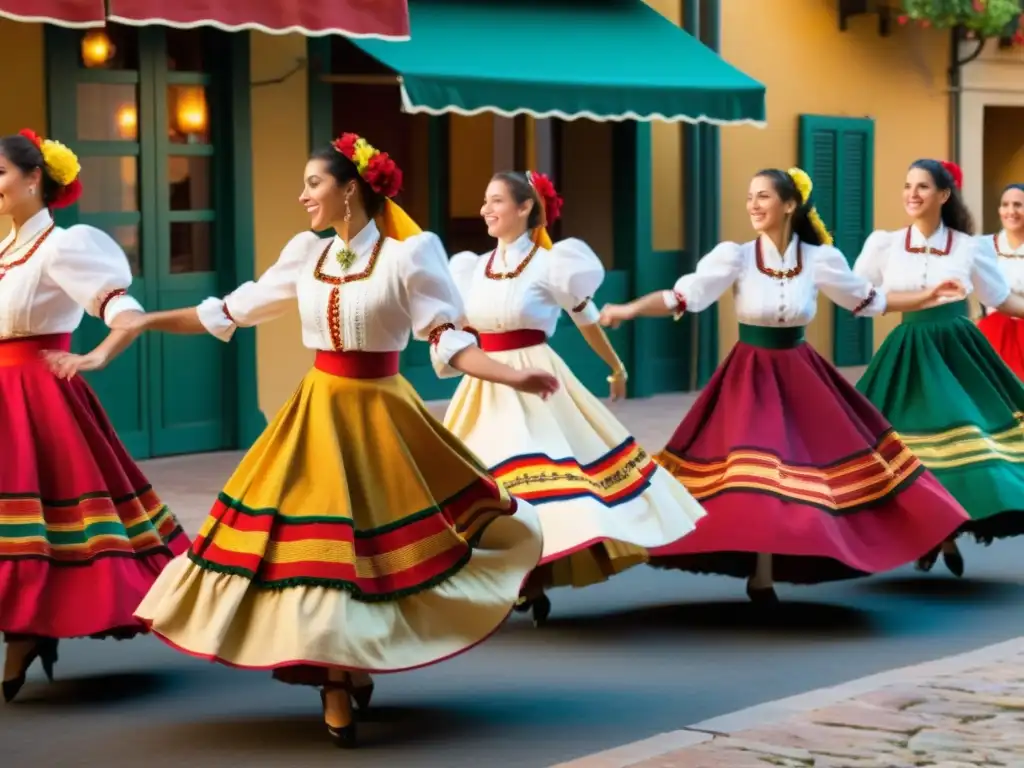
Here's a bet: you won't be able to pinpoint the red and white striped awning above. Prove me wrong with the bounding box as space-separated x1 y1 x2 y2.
0 0 105 27
106 0 409 40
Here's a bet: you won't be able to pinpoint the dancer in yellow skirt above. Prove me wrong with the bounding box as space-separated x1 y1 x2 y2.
119 133 555 749
444 171 705 625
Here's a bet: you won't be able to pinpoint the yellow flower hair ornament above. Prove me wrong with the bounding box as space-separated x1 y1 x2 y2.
18 129 83 209
787 166 833 246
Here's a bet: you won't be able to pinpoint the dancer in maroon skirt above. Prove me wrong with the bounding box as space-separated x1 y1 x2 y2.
0 130 188 702
598 167 970 602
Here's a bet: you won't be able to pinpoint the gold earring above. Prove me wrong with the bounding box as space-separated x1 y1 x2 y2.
336 191 357 269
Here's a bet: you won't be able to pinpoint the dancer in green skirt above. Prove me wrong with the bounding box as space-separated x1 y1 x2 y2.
855 159 1024 577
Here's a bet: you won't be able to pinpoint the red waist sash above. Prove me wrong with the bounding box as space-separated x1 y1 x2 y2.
0 334 72 367
314 350 400 379
477 329 548 352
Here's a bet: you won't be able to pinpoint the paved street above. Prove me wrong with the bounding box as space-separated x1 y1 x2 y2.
576 641 1024 767
5 379 1024 767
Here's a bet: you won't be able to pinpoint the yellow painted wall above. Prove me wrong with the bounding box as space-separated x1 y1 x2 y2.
449 114 494 218
0 20 47 237
718 2 950 360
982 106 1024 234
647 0 684 252
249 32 312 416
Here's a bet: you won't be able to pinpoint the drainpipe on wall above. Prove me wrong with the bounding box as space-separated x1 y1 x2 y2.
947 27 987 164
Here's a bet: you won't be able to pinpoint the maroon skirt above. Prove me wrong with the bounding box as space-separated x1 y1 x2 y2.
0 334 189 640
648 325 969 583
977 311 1024 380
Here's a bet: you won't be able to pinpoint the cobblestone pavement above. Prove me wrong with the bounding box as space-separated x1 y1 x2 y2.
568 645 1024 768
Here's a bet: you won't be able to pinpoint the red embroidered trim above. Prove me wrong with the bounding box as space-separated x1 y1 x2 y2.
428 323 455 346
222 302 237 324
571 297 592 313
98 288 128 320
0 223 56 283
904 228 953 256
853 289 876 316
313 233 386 286
755 238 803 280
994 233 1024 259
327 287 343 350
484 243 540 280
673 291 687 312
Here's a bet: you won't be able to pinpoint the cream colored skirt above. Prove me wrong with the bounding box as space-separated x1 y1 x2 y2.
443 341 704 588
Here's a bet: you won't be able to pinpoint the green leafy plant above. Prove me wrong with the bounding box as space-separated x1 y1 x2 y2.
899 0 1022 37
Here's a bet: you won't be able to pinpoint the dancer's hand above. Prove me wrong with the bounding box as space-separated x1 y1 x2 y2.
511 369 560 400
40 349 108 379
608 373 627 402
932 279 967 300
599 303 637 329
921 279 968 308
109 310 149 332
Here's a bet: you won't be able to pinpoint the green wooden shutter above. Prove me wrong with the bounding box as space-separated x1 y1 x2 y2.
798 115 875 366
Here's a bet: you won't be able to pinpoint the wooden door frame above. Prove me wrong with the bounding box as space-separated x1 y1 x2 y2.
44 24 264 455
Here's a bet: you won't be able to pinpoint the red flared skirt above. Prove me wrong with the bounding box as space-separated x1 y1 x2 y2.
977 311 1024 379
0 335 189 640
648 331 969 583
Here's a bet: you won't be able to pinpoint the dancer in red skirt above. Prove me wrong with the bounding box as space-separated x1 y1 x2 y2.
597 167 970 602
0 130 188 702
977 183 1024 377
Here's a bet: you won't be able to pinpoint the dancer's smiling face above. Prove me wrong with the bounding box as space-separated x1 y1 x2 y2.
999 186 1024 235
746 174 795 235
903 167 948 222
0 140 45 219
300 157 357 234
481 178 533 242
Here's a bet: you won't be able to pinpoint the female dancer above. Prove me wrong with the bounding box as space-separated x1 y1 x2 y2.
598 167 969 602
855 161 1024 576
977 183 1024 377
0 129 187 702
122 133 553 748
443 171 705 625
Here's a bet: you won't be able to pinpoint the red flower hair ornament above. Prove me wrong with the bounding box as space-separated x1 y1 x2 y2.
17 128 83 209
526 170 563 226
940 160 963 191
331 132 403 199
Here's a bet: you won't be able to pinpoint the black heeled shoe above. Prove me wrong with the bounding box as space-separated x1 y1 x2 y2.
916 546 940 573
352 680 374 711
531 593 551 627
746 580 779 605
2 637 57 704
320 682 357 749
943 548 965 578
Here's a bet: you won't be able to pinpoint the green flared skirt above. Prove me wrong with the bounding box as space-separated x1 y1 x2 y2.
856 300 1024 541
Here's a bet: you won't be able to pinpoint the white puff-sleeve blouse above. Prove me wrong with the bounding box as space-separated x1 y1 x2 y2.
0 208 144 339
449 233 605 337
196 220 478 378
854 225 1010 309
977 231 1024 306
661 236 886 327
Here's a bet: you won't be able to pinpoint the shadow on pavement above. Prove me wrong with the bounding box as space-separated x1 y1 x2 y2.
16 671 175 707
510 600 878 639
859 575 1021 602
167 705 481 751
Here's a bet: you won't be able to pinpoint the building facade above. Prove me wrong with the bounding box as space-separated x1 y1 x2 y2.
1 0 957 461
717 0 952 362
